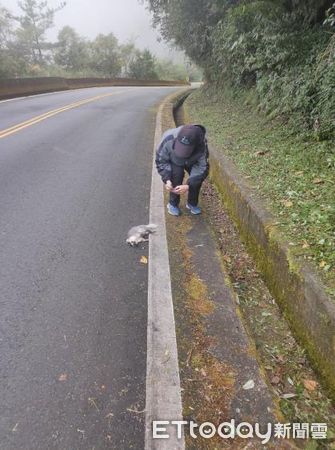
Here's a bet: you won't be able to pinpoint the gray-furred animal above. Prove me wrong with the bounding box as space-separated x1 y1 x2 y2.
126 224 158 246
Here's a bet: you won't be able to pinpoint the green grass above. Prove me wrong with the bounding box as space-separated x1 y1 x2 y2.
185 85 335 295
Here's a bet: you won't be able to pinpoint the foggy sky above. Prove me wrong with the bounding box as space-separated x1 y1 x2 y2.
1 0 184 61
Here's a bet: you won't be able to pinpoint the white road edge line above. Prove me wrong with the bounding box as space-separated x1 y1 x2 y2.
145 97 185 450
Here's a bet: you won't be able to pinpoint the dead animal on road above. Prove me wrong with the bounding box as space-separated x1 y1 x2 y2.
126 224 158 246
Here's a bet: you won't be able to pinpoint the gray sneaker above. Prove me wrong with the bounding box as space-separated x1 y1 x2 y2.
167 203 181 216
186 203 201 215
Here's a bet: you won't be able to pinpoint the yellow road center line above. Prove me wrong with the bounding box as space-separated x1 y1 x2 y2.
0 91 123 139
1 97 94 133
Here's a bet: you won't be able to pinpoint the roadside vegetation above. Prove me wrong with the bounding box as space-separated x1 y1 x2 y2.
185 87 335 294
0 0 202 81
145 0 335 291
146 0 335 139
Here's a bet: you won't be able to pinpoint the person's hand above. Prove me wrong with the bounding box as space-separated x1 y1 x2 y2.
173 184 189 195
165 180 173 192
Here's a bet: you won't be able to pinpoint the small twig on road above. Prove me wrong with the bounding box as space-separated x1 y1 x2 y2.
126 408 146 414
88 397 100 412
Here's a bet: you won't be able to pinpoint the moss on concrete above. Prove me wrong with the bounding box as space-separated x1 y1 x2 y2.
194 127 335 400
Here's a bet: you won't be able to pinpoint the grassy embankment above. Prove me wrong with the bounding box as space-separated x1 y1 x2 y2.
185 85 335 297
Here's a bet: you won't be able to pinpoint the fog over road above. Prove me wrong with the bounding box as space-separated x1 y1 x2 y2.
0 86 181 449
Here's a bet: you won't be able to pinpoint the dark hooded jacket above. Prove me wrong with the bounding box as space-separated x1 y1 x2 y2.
155 124 209 184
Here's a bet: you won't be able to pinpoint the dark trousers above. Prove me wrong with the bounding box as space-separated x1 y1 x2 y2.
169 163 203 207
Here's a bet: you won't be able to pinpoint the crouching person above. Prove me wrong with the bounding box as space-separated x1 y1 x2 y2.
155 124 209 216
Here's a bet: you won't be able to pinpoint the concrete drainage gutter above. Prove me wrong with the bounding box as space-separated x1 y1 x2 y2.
207 150 335 396
165 89 335 399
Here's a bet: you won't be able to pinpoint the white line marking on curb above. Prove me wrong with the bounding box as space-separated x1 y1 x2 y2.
145 97 185 450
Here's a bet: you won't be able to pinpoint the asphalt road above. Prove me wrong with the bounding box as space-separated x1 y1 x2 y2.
0 86 181 450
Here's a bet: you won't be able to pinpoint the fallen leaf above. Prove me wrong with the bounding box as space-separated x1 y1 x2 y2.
281 199 293 208
303 379 318 391
140 256 148 264
282 393 296 399
58 373 67 381
313 178 324 184
242 379 255 390
319 260 327 268
302 240 310 249
271 376 280 385
200 368 207 377
287 377 294 386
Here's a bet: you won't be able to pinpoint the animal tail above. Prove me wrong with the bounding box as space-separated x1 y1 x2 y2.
146 223 158 233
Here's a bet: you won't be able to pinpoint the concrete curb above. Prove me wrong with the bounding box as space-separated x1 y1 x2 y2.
145 88 190 450
177 100 335 398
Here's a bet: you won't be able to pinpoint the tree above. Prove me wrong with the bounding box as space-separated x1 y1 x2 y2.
279 0 334 25
11 0 65 66
155 58 188 81
128 49 158 79
0 6 28 77
119 41 138 76
144 0 334 137
145 0 226 76
0 6 13 76
0 6 12 45
54 26 89 73
89 33 122 77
